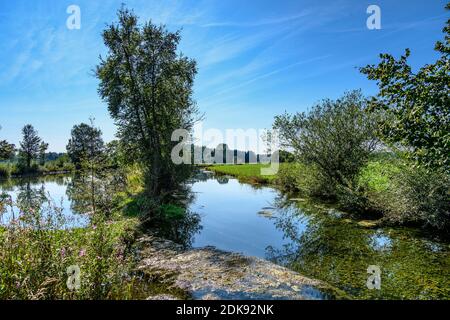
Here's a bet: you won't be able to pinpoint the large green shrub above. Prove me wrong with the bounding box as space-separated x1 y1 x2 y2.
275 163 333 198
384 166 449 230
355 159 450 230
273 90 380 197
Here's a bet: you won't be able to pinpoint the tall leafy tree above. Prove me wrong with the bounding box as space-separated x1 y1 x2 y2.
66 122 105 168
96 7 198 199
360 3 450 172
19 124 42 169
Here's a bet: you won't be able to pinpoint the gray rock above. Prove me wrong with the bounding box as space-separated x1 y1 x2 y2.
137 235 347 300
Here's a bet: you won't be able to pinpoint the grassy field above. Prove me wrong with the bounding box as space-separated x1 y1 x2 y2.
205 164 281 184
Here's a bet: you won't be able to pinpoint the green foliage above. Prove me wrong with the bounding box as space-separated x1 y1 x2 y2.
43 154 75 172
66 122 105 169
273 90 380 194
0 156 74 178
275 162 333 198
96 6 198 200
279 150 296 163
351 158 450 230
38 142 49 166
0 164 11 179
358 160 401 193
0 141 15 161
159 204 185 220
0 125 15 161
360 3 450 172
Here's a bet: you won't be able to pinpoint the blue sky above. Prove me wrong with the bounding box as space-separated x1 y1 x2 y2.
0 0 448 152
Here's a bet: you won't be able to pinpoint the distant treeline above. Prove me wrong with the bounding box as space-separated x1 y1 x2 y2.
189 144 294 165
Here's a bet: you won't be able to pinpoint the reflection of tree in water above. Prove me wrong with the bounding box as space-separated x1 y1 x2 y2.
154 209 202 250
16 181 47 212
2 179 68 229
66 170 126 217
216 176 229 184
145 185 203 250
66 174 92 214
265 195 450 299
190 170 214 182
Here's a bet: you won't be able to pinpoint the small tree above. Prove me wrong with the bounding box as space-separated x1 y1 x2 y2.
19 124 42 169
360 3 450 173
66 122 104 169
273 90 379 193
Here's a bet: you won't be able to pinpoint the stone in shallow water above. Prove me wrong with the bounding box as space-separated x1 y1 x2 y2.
146 294 179 300
289 198 307 202
357 220 379 228
257 210 274 218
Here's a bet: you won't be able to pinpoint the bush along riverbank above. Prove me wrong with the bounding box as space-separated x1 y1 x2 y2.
0 159 75 179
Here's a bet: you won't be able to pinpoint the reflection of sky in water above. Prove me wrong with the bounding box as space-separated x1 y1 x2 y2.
369 231 393 251
424 241 444 252
327 208 344 218
0 177 89 228
189 175 309 258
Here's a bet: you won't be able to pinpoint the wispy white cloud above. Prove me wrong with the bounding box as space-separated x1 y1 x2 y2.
200 10 313 28
200 54 333 111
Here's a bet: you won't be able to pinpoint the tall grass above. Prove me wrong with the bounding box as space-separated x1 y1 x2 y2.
0 192 138 299
206 164 278 184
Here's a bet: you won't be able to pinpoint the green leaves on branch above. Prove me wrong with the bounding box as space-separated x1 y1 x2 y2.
360 3 450 173
0 140 15 161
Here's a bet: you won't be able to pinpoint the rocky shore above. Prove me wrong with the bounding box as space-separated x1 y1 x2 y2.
137 236 347 300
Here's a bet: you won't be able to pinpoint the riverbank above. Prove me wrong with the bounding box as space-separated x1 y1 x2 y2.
0 161 74 179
